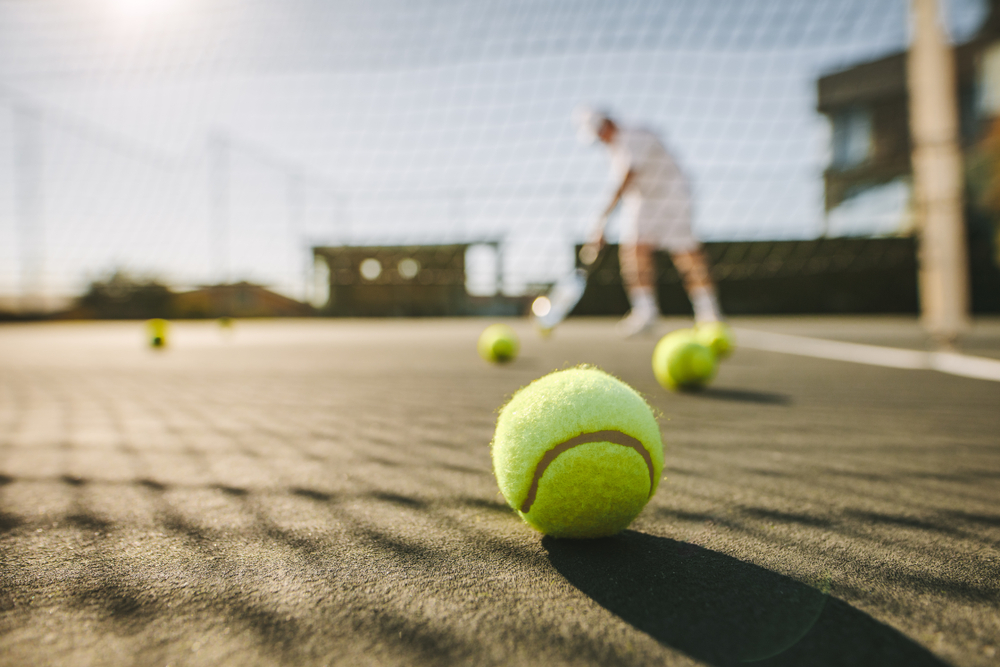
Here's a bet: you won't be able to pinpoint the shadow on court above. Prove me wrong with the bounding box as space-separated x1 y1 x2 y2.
696 387 792 405
544 531 946 667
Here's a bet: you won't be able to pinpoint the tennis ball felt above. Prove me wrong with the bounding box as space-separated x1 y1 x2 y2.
652 329 717 391
491 366 664 538
695 321 735 359
146 318 169 349
478 324 520 363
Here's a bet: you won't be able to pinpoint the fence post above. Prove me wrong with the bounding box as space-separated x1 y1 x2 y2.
907 0 970 347
13 105 44 313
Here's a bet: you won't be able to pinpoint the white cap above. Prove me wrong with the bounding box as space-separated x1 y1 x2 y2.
573 106 611 145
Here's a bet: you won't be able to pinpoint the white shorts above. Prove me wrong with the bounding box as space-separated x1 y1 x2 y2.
619 195 700 253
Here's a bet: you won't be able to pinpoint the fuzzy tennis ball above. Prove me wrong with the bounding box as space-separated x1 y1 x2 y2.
652 329 717 391
695 321 735 359
146 318 169 349
478 324 520 364
491 366 664 538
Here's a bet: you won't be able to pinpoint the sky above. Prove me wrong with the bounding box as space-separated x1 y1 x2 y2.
0 0 990 301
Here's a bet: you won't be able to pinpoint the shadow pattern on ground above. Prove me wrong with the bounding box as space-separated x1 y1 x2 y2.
544 531 947 667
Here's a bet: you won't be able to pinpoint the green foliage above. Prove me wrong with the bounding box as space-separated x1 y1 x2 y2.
77 270 174 320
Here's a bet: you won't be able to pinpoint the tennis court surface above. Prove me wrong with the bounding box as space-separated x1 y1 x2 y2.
0 317 997 667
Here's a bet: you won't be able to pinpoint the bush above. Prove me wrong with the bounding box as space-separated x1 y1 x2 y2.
76 270 174 319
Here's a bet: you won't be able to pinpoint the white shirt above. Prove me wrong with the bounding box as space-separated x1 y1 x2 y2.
606 126 696 250
608 127 689 208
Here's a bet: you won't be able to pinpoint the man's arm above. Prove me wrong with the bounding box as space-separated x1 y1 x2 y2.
600 168 634 221
581 169 634 264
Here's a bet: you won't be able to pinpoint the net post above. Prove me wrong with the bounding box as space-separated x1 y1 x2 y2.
208 130 231 286
12 104 45 314
907 0 971 348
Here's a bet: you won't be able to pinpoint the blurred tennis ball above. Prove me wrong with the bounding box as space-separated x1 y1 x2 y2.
695 321 734 359
652 329 717 391
491 366 663 538
217 316 234 329
478 323 520 363
146 318 169 349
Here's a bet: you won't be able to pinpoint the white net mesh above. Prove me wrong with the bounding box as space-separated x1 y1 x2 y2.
0 0 989 307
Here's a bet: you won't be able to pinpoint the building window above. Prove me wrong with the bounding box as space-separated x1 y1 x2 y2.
397 258 420 280
359 258 382 281
831 106 872 169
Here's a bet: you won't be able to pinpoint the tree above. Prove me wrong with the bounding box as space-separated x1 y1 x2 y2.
76 270 174 319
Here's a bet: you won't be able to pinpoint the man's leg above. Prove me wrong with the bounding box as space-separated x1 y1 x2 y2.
671 247 723 323
618 243 659 334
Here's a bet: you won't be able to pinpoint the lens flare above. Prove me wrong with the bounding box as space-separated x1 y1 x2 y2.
532 296 552 317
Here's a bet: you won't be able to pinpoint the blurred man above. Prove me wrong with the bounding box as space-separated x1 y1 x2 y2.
575 107 724 336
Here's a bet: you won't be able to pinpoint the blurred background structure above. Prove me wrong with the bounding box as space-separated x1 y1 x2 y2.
1 0 999 322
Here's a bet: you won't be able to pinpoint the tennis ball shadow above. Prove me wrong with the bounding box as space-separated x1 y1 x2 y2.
699 387 791 406
543 531 946 667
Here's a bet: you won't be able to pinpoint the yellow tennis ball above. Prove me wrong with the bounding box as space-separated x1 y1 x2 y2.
491 366 664 538
652 329 717 391
146 318 169 349
478 323 520 363
695 321 735 359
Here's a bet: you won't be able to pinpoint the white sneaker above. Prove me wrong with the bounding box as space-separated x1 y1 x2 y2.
616 308 658 338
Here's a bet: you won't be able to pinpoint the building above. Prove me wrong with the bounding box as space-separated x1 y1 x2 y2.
818 1 1000 212
172 282 314 318
313 243 528 317
816 0 1000 311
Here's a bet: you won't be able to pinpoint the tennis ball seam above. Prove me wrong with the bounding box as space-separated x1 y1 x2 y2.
520 429 655 513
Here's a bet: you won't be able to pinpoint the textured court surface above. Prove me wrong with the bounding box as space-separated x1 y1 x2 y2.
0 317 998 667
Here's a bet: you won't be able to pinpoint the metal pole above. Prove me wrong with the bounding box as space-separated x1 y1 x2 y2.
907 0 970 347
450 191 465 243
208 131 230 286
13 105 44 314
287 171 306 301
495 241 504 297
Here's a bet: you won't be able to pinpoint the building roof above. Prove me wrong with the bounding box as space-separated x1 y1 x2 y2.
817 0 1000 112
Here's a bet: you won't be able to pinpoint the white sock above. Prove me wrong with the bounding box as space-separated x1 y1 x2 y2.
690 286 722 323
627 286 658 316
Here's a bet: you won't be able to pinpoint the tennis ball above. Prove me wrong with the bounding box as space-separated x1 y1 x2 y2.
652 329 717 391
695 321 735 359
146 318 169 349
478 324 520 363
491 366 664 538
